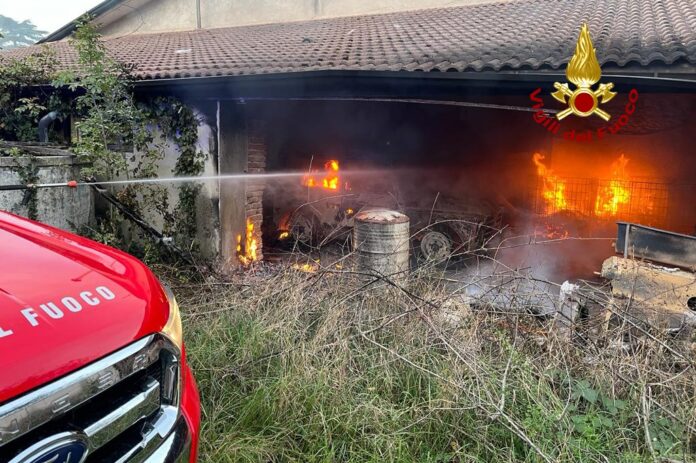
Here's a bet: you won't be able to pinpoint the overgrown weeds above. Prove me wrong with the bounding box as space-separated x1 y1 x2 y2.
172 263 695 463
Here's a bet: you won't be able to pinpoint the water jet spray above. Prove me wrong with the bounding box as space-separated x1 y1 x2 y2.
0 171 316 191
0 169 383 191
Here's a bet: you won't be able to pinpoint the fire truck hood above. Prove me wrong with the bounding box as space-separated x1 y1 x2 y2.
0 212 169 403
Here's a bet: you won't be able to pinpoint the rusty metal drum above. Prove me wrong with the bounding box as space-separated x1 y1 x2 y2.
352 208 410 279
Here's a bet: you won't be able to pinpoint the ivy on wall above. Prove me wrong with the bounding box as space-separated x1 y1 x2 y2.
146 97 207 252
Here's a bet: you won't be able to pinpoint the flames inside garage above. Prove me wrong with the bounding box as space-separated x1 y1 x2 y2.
233 88 694 285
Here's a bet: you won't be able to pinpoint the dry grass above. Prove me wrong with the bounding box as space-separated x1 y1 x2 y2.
166 248 696 463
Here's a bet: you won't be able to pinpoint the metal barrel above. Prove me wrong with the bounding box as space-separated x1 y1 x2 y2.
352 208 410 280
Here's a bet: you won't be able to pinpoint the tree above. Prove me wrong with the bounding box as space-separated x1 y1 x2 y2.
0 15 46 49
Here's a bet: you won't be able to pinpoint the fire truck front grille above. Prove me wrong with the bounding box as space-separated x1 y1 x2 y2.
0 334 181 462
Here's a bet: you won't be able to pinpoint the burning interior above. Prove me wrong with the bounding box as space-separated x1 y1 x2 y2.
229 89 695 285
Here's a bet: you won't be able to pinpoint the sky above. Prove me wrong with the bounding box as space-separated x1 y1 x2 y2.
0 0 102 35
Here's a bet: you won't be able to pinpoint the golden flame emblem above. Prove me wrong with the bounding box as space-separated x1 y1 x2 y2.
552 23 616 121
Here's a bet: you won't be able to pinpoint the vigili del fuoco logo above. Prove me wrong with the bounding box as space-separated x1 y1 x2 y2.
529 23 639 142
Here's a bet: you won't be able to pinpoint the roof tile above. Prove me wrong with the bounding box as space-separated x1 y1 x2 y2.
1 0 694 80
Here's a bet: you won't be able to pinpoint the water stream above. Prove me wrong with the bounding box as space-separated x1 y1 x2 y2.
35 171 315 188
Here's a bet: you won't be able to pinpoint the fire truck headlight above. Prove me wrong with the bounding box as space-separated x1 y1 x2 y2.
161 285 183 351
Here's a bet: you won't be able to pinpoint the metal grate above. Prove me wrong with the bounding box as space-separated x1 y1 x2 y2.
533 176 679 229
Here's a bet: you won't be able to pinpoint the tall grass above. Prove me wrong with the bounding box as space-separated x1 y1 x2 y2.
175 265 695 463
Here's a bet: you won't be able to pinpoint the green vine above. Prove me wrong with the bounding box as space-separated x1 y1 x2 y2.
52 17 149 180
1 18 206 261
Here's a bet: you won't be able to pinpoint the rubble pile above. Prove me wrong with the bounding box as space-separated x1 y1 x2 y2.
556 223 696 340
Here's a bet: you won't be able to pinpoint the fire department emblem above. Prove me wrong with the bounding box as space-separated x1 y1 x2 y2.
552 23 616 121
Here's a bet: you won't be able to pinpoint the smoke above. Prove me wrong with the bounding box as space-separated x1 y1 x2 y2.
493 214 614 282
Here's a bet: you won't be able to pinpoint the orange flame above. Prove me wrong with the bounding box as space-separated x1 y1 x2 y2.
302 159 343 190
594 154 631 217
236 218 258 265
533 153 570 215
533 153 642 221
292 262 318 273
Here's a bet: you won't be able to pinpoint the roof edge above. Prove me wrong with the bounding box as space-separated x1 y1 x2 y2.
131 70 696 95
38 0 126 44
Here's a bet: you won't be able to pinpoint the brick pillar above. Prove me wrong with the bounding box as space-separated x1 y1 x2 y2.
217 101 268 270
245 120 266 262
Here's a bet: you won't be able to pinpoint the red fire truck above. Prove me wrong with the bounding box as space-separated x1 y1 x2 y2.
0 211 201 462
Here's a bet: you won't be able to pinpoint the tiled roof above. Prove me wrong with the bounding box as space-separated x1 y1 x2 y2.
2 0 695 80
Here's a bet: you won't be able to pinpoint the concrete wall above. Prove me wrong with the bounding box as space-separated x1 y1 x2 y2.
0 155 93 231
99 0 499 37
100 0 198 37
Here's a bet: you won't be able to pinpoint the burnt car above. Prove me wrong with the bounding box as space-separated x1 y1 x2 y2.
270 167 502 265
